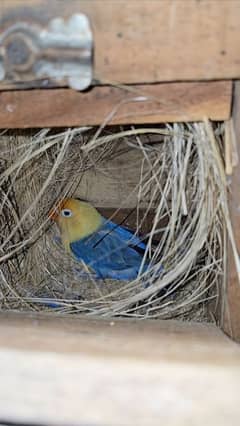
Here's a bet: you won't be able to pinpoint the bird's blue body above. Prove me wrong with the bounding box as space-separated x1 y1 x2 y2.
49 198 152 282
71 219 149 280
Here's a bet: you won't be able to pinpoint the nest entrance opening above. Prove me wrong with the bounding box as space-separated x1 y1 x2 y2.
0 123 226 322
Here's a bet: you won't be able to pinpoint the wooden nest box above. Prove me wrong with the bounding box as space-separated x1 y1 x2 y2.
0 1 240 425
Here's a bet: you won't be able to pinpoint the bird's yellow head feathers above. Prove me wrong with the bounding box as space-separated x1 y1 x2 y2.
49 198 102 251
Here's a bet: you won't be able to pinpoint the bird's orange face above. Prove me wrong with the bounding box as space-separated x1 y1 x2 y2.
48 198 102 247
48 199 73 222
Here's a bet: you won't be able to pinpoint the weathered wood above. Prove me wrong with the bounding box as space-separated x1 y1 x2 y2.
223 81 240 341
1 1 240 88
0 81 232 128
0 312 239 363
0 313 240 426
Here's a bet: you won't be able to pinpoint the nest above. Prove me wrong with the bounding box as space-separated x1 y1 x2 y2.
0 121 234 322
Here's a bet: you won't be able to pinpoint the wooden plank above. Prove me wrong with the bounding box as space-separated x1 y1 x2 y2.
1 1 240 88
0 313 240 426
223 81 240 341
0 312 239 364
0 81 232 128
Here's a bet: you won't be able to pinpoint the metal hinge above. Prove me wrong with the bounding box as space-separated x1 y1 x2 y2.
0 14 93 90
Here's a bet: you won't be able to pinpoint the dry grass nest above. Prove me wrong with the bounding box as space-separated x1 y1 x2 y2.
0 120 238 322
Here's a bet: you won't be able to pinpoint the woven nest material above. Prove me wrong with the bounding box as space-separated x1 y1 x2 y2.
0 121 232 321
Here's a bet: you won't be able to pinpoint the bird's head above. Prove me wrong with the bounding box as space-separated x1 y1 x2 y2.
49 198 102 250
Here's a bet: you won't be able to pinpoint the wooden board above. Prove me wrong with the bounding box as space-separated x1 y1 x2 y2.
1 1 240 88
223 81 240 341
0 313 240 425
0 81 232 128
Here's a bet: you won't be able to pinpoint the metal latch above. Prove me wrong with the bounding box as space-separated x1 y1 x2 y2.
0 14 93 90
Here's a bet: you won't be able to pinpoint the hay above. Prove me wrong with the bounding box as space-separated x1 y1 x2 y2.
0 121 233 321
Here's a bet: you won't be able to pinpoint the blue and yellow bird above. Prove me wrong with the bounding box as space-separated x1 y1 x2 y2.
49 198 150 281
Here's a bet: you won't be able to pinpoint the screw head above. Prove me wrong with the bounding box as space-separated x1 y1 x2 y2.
4 33 36 71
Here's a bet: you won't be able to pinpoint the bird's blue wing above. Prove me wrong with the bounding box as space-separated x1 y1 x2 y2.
104 219 147 250
70 220 149 280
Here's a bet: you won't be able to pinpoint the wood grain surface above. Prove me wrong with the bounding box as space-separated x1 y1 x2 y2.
1 1 240 87
0 313 240 425
0 81 232 128
223 81 240 342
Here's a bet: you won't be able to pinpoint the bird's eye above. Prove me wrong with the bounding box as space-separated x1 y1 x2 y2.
61 209 73 218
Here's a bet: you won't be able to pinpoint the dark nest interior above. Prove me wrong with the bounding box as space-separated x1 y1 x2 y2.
0 121 232 322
